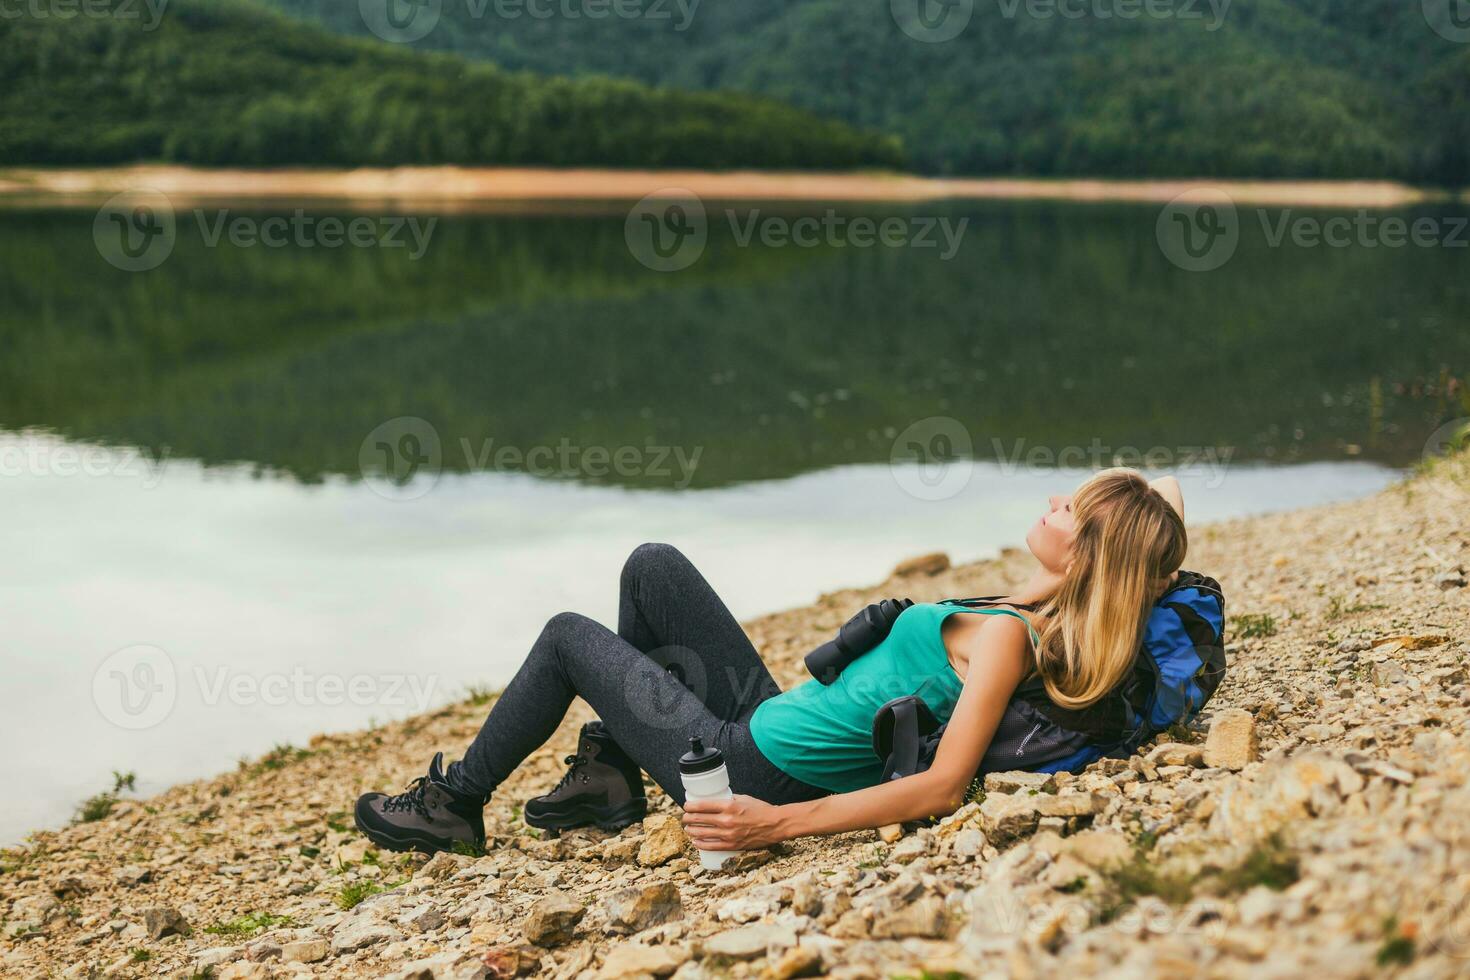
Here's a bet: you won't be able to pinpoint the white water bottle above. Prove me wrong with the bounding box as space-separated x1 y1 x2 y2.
680 736 739 871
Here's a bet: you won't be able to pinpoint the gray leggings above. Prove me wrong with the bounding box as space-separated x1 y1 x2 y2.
445 544 828 807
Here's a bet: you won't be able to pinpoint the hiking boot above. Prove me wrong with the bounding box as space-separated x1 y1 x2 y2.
354 752 485 855
523 721 647 833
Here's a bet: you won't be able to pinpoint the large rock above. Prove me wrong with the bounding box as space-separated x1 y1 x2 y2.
280 939 329 963
604 881 683 934
596 943 688 979
1203 708 1258 770
871 895 950 939
523 894 586 947
637 813 688 867
703 923 798 960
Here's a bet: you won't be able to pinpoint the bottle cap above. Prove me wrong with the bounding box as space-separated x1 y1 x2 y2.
678 736 724 775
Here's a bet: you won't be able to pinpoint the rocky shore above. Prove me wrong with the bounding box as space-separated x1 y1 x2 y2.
4 451 1468 980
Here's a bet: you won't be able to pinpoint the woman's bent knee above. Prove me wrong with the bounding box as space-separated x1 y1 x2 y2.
622 542 684 586
542 611 598 641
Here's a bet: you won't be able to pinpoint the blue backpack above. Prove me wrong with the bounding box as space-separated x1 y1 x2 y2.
873 571 1227 780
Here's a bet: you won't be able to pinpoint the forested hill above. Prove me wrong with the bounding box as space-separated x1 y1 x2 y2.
261 0 1470 184
0 0 902 169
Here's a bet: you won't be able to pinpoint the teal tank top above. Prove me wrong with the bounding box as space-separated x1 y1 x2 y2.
749 602 1037 793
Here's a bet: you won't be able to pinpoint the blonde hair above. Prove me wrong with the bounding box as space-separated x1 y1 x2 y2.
1034 468 1187 710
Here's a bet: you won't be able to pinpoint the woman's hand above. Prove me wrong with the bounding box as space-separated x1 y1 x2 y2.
681 795 789 851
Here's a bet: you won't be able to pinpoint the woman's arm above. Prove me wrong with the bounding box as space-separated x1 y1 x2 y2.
681 615 1031 849
1149 474 1185 521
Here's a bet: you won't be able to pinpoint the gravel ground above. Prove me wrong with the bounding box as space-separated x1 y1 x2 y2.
3 450 1468 980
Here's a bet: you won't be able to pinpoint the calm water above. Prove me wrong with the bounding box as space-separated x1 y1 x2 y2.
2 198 1466 840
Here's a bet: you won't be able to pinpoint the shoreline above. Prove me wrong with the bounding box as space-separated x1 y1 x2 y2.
0 165 1451 211
3 451 1468 978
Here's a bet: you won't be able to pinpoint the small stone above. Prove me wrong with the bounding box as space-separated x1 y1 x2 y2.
1436 571 1467 591
49 874 99 900
952 828 986 860
871 895 949 939
978 793 1040 844
876 823 904 844
334 839 370 866
417 851 469 881
983 770 1056 794
522 894 586 947
892 552 950 577
331 916 403 953
604 881 682 934
398 904 446 933
143 906 187 940
600 835 642 865
638 813 688 867
280 938 329 963
761 945 823 980
194 947 240 969
113 864 152 887
1203 708 1258 770
704 923 797 960
1059 829 1132 869
890 834 932 863
1147 743 1204 767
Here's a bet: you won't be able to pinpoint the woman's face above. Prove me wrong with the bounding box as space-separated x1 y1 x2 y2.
1027 492 1077 573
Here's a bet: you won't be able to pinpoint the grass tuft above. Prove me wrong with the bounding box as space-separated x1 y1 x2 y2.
1213 833 1300 894
1230 613 1277 639
204 912 296 939
74 792 117 824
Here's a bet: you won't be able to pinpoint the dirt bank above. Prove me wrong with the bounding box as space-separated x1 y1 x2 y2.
0 166 1444 211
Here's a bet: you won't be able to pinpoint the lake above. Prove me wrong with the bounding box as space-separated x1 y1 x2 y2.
2 196 1466 841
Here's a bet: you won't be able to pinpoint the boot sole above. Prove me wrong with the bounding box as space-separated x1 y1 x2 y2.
523 798 647 834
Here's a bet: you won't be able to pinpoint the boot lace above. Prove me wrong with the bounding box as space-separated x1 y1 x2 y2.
552 753 589 793
381 777 432 818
